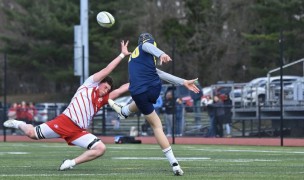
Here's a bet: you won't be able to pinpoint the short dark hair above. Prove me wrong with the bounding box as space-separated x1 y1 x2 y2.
100 76 114 92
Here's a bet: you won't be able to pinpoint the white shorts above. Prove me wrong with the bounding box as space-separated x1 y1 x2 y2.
35 123 101 149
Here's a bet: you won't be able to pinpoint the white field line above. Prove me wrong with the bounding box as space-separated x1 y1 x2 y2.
1 172 304 177
2 143 304 155
0 166 32 168
108 146 159 150
0 173 120 177
0 152 29 155
112 157 210 161
215 159 280 162
0 143 66 148
112 157 282 163
191 148 304 154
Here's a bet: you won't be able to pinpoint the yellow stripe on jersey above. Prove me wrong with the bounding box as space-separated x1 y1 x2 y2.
129 47 139 61
129 41 158 65
153 42 157 65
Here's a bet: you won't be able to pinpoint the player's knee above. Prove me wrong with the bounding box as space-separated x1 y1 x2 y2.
91 142 106 157
24 128 38 140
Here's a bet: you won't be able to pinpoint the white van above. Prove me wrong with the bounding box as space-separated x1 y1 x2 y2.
240 76 301 105
243 75 302 105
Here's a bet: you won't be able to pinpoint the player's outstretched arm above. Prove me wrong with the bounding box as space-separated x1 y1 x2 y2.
183 78 200 93
142 43 172 65
93 40 131 82
156 68 200 93
109 83 130 100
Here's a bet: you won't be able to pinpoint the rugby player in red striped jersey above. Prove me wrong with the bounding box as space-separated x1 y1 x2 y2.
3 40 131 170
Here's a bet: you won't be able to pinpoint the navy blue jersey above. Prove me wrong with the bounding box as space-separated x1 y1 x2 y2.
128 40 161 95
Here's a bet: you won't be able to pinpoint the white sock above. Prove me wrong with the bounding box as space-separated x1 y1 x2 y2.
70 159 76 166
15 121 26 129
162 146 177 165
122 104 132 116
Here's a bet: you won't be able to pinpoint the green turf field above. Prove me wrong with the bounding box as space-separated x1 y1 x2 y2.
0 142 303 179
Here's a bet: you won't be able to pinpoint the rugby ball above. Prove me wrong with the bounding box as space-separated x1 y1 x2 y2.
96 11 115 28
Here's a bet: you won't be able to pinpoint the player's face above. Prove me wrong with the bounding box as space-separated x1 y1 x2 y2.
98 82 111 96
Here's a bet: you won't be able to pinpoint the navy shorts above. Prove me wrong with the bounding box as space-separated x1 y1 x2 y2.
131 84 161 115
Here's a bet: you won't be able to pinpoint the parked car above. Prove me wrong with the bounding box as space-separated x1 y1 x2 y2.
203 83 243 104
202 86 212 97
229 77 268 106
273 77 304 102
234 76 302 106
35 102 67 122
229 88 243 107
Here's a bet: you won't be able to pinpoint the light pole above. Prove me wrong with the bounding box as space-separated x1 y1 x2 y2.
171 38 176 144
279 30 284 146
2 53 7 142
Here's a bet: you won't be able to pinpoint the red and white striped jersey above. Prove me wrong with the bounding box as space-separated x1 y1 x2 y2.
63 75 109 129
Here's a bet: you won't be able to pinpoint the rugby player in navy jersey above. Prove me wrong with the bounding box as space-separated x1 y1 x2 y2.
108 33 200 176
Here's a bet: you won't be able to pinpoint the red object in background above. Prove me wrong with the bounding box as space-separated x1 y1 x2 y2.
181 96 193 107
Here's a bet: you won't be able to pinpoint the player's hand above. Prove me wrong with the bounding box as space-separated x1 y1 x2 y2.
121 40 131 57
159 54 172 65
183 78 200 93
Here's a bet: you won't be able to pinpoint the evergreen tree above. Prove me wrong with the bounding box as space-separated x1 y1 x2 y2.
0 0 79 94
244 0 304 76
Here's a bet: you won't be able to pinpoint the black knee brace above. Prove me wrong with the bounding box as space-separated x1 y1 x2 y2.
87 138 101 149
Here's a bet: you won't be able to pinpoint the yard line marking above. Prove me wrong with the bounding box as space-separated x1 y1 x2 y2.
192 149 304 154
0 144 29 147
0 165 32 168
0 152 29 155
215 159 280 163
108 147 159 150
40 145 68 148
178 157 211 161
0 173 120 177
112 157 210 161
0 143 66 148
